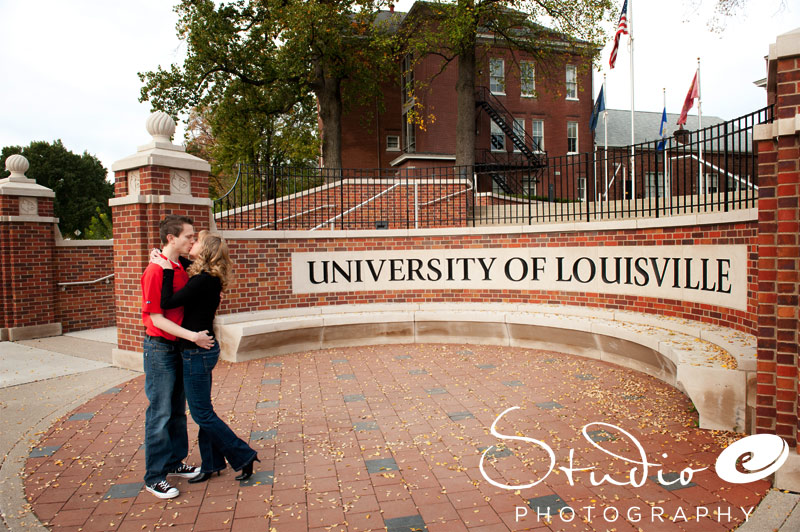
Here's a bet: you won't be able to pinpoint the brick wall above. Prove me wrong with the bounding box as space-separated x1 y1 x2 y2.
754 48 800 446
219 220 758 336
0 221 56 328
54 245 114 332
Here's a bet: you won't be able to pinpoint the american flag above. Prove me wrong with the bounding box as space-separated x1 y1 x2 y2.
609 0 628 69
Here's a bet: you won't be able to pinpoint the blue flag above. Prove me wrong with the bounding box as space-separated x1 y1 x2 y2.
590 84 605 132
657 107 667 151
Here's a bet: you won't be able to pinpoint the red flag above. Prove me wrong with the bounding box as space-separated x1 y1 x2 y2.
677 72 699 125
609 0 628 69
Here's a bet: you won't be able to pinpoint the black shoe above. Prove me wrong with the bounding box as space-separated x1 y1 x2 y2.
167 463 201 479
188 471 220 484
235 456 260 481
145 480 179 499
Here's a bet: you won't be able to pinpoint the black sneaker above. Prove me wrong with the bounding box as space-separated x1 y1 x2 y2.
167 463 201 479
145 480 179 499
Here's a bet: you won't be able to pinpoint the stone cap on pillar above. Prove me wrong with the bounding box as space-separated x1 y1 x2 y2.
768 27 800 61
0 154 56 198
111 111 211 173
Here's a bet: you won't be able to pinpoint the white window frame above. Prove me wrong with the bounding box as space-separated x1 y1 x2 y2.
490 122 505 152
577 177 587 202
531 119 544 152
490 58 505 95
567 121 578 154
646 172 666 198
403 113 416 153
702 173 719 194
521 61 535 97
386 135 400 151
566 65 578 100
402 54 414 103
512 118 525 152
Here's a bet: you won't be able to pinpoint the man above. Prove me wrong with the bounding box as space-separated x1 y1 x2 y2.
141 215 212 498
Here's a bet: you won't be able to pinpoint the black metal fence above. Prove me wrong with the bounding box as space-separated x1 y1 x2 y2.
214 166 478 230
214 105 772 230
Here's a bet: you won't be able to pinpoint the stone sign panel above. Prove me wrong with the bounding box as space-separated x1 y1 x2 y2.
292 245 748 311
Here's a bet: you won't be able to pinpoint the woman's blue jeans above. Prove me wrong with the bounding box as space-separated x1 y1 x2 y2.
182 342 257 472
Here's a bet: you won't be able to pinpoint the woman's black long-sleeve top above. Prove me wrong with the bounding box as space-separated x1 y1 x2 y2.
161 268 222 350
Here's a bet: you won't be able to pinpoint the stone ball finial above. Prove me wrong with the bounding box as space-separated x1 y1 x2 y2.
146 111 176 143
5 154 29 178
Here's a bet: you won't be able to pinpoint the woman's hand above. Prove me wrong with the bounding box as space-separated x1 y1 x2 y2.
149 248 161 262
152 257 172 270
193 330 214 350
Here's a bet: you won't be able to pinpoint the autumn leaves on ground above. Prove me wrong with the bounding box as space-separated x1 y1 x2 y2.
24 344 768 531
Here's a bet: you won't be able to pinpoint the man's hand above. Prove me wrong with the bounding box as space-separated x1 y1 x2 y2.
192 330 214 350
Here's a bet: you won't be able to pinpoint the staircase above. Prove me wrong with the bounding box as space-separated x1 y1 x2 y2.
474 87 547 194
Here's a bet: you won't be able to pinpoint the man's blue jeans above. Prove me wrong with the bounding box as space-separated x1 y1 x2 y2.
143 336 188 485
182 342 257 472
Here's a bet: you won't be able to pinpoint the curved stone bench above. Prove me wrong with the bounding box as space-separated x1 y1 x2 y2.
214 303 756 434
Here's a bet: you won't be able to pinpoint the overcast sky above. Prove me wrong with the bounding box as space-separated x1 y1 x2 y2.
1 0 798 178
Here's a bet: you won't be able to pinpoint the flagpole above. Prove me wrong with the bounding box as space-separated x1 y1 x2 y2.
629 0 635 205
697 57 703 195
604 73 608 202
663 87 669 210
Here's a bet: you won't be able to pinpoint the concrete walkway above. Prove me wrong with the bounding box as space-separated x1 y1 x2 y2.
0 329 137 531
1 329 798 531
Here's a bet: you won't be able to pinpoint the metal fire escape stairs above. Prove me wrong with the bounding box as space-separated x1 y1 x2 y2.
475 86 547 194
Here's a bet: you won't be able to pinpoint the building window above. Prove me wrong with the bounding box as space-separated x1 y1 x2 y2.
577 177 587 202
386 135 400 151
490 58 505 94
402 54 414 103
403 113 416 153
566 65 578 100
567 121 578 153
646 172 665 198
531 120 544 152
490 122 505 152
512 118 525 152
702 173 719 194
521 61 535 97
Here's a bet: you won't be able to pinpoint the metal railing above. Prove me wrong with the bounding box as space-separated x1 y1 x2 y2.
213 105 772 229
214 166 475 230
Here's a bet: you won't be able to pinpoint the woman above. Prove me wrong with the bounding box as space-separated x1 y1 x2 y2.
153 231 258 483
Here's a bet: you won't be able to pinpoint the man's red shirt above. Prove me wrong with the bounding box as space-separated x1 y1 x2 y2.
141 255 189 340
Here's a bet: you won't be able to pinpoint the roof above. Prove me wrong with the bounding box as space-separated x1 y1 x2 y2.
594 109 727 147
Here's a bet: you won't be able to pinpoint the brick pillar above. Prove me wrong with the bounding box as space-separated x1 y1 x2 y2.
754 29 800 451
0 155 62 340
110 112 211 370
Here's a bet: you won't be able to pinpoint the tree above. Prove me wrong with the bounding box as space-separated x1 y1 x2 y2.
0 140 113 239
139 0 399 170
401 0 613 168
84 207 113 240
186 89 320 199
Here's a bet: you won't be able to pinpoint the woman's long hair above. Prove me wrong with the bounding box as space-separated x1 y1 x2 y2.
187 231 232 291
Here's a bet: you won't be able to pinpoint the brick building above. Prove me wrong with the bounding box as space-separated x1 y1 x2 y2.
337 1 594 194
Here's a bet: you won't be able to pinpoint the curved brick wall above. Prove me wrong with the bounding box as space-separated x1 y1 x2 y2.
219 212 758 336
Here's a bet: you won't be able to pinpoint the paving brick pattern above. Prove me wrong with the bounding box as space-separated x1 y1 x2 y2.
24 344 769 531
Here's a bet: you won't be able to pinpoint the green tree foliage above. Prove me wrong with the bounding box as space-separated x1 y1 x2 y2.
84 207 113 240
401 0 614 167
0 140 113 239
139 0 399 170
186 90 320 200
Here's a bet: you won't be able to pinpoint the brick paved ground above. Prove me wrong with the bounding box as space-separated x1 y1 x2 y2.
24 344 769 532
